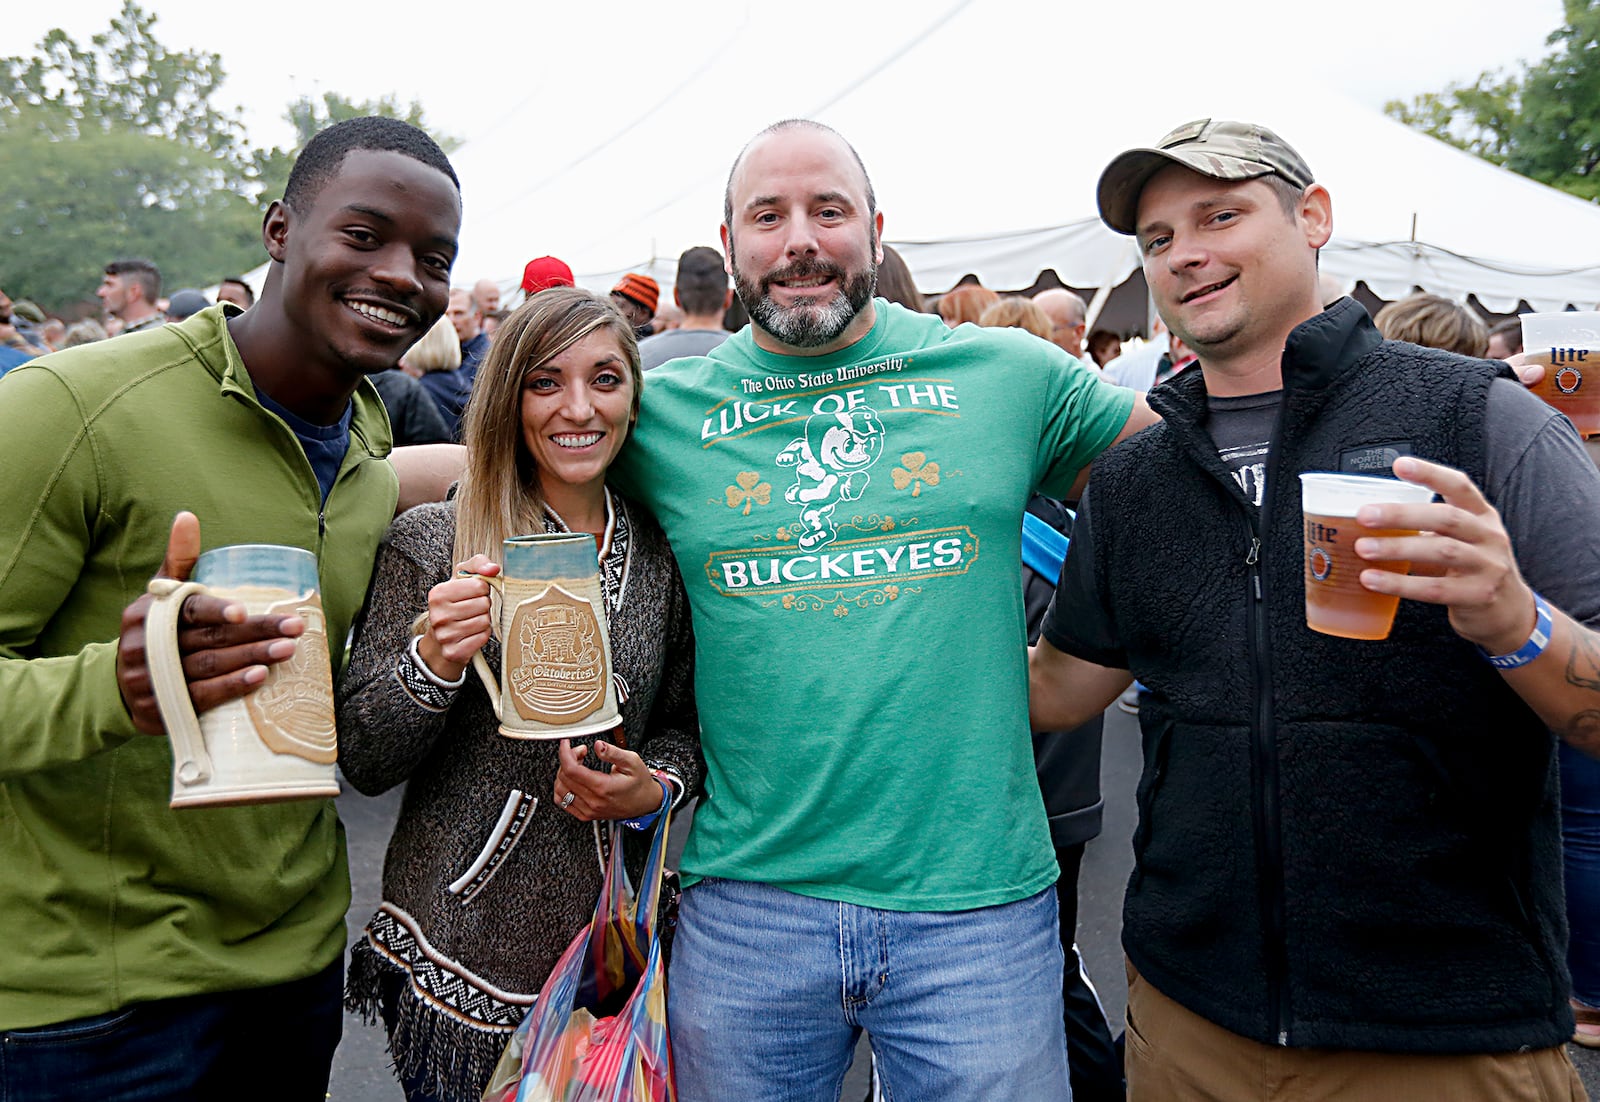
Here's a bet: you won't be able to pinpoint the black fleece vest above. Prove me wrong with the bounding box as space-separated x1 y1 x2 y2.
1091 302 1570 1054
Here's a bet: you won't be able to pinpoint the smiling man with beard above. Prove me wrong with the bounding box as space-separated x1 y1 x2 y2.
0 116 460 1100
607 118 1157 1101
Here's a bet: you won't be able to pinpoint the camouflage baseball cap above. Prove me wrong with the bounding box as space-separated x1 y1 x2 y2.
1096 119 1315 236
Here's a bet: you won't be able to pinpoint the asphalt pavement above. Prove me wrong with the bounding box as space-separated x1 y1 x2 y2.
328 704 1598 1099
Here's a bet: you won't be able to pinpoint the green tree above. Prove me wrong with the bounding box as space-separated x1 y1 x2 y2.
0 1 264 310
251 92 461 209
2 117 265 308
1385 0 1600 202
0 4 458 312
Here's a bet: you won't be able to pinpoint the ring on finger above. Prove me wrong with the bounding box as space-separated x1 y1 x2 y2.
561 791 576 809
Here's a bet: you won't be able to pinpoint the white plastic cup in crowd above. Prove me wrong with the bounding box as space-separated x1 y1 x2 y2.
1520 312 1600 437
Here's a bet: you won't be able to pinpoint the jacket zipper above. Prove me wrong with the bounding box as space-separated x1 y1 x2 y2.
1158 372 1300 1048
1243 520 1289 1045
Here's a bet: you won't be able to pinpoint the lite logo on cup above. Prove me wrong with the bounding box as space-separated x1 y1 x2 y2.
1299 472 1436 641
1306 520 1337 582
1522 313 1600 437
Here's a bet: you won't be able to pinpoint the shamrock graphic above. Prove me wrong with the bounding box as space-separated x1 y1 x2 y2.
726 471 772 516
891 453 940 497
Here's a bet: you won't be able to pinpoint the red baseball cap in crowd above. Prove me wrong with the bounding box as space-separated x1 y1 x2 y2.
521 256 576 294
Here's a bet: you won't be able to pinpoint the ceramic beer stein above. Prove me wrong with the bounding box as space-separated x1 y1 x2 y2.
469 532 621 740
145 544 339 808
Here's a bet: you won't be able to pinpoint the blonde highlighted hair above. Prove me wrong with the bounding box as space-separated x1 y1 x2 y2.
1374 293 1489 357
401 315 462 373
978 296 1053 341
452 287 641 566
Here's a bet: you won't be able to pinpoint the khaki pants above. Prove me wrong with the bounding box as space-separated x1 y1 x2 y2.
1125 961 1588 1102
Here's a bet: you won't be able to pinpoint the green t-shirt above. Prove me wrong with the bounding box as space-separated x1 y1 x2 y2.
613 301 1134 910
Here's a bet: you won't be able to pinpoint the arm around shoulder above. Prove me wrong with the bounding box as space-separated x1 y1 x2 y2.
389 443 467 515
1029 637 1132 733
335 506 461 794
1113 391 1161 446
1064 390 1159 501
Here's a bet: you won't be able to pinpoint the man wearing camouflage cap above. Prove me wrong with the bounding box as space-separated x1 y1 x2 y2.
1030 119 1600 1098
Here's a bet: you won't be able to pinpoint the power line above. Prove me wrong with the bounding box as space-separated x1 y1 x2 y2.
477 13 751 220
572 0 980 260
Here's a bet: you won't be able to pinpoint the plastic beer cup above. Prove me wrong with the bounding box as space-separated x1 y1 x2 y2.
1299 473 1437 640
1520 312 1600 437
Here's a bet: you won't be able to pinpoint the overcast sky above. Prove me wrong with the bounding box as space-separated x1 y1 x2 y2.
8 0 1576 286
12 0 1566 156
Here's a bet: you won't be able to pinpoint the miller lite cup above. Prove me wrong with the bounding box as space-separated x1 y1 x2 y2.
470 532 621 739
1299 473 1436 640
1520 312 1600 437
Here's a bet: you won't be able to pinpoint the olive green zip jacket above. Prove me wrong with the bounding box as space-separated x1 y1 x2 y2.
0 305 396 1029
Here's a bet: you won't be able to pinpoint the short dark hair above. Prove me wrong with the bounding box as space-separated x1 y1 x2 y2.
724 119 876 228
284 116 460 214
219 277 255 306
875 244 924 312
104 258 161 302
674 246 728 316
1086 328 1122 362
1262 174 1305 220
1488 317 1524 354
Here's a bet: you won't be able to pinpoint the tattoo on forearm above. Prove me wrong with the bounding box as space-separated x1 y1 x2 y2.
1565 632 1600 692
1563 710 1600 757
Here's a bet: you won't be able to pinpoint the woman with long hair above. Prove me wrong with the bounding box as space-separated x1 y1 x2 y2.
338 287 701 1102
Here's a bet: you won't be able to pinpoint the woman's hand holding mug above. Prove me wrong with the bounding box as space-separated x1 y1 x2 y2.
416 555 501 681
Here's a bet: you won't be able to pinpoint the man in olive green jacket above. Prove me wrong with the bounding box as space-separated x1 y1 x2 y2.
0 117 462 1100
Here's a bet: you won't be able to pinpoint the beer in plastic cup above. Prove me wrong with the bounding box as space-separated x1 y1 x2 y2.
1520 312 1600 437
1299 472 1437 640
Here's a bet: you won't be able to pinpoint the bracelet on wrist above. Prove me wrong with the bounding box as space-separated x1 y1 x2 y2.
395 636 467 712
1477 592 1552 670
644 763 685 809
622 776 673 831
407 635 468 687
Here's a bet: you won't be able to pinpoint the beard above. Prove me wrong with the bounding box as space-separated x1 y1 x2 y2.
732 250 878 350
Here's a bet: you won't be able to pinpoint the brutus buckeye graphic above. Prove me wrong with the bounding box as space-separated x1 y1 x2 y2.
775 407 886 550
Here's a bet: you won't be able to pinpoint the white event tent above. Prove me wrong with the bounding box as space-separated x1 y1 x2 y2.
253 2 1600 316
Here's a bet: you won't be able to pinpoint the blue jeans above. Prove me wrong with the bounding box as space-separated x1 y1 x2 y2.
668 878 1070 1102
0 959 343 1101
1563 741 1600 1005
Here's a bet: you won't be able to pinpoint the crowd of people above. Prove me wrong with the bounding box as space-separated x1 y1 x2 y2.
1 110 1597 1102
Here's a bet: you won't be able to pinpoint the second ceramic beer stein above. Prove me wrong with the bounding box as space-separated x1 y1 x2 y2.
470 532 620 739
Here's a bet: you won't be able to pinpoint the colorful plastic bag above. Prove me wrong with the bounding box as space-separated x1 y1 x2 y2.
483 813 674 1102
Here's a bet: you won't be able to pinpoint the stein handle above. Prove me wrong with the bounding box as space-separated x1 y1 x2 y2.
144 578 215 787
463 571 505 721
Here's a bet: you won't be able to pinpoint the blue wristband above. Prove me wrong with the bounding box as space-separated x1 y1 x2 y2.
622 777 672 832
1478 592 1553 670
